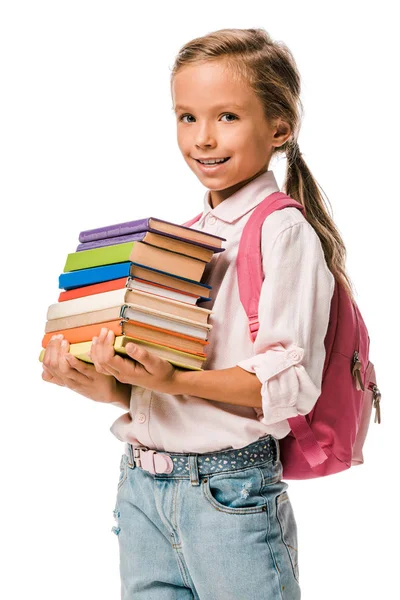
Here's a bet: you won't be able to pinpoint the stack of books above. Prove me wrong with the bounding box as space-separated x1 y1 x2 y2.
39 217 226 371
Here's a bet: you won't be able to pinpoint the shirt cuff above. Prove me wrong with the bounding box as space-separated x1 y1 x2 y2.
236 342 321 426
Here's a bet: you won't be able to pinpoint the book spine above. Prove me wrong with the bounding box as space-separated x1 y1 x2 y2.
58 277 129 301
79 219 150 243
64 241 135 273
76 231 147 251
59 262 132 290
77 229 224 253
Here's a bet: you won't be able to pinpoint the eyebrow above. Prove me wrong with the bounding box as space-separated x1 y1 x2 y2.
173 102 245 112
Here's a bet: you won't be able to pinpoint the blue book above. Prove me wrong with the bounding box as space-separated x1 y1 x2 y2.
58 261 212 302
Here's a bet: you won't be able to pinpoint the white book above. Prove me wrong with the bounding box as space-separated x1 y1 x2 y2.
122 304 212 340
47 287 212 322
127 277 199 306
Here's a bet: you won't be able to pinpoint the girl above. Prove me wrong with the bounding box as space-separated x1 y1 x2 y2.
42 28 355 599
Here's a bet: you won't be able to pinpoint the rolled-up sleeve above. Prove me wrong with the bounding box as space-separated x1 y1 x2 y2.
237 220 335 427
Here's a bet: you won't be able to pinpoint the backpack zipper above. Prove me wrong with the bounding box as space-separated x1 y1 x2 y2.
350 302 382 424
351 303 364 391
368 382 382 424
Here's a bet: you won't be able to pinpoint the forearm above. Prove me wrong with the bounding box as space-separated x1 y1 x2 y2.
108 381 131 410
171 366 263 408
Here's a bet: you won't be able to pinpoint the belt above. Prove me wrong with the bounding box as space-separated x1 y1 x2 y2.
125 434 278 477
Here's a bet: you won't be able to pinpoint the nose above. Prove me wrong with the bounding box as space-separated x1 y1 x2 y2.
195 121 216 148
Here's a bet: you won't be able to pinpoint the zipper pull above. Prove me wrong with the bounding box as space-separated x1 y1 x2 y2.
351 350 365 391
372 385 381 424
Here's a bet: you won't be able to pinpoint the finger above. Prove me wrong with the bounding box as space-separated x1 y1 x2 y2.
61 357 93 387
125 343 153 372
96 350 139 383
89 328 107 366
42 366 64 387
64 354 93 379
43 334 64 371
43 338 86 388
57 339 73 376
91 329 118 375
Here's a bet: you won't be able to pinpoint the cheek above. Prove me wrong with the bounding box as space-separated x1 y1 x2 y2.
252 131 270 155
176 131 190 156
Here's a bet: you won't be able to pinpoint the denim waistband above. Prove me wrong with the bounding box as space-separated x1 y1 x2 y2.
125 434 279 480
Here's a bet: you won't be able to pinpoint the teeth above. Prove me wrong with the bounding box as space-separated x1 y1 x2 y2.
199 158 228 165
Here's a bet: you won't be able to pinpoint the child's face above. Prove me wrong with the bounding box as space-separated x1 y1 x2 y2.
171 59 290 207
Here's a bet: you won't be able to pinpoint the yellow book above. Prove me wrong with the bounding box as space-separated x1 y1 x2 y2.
39 335 205 371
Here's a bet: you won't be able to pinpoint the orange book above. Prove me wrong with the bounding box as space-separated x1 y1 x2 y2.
58 278 128 302
42 319 209 356
58 276 201 304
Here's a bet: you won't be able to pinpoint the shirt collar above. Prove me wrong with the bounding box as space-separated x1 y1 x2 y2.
201 169 280 224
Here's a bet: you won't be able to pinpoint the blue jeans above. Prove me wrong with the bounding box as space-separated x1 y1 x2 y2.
111 434 301 599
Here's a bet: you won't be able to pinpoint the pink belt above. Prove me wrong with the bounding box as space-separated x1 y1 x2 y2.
132 447 174 474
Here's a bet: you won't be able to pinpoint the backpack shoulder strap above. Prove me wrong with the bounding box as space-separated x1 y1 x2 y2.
238 191 329 468
237 191 305 341
181 213 202 228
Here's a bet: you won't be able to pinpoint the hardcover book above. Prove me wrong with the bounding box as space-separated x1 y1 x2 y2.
47 287 212 324
59 262 213 296
45 304 212 340
79 216 226 249
63 241 208 281
42 318 209 355
39 335 206 370
76 229 223 262
58 276 210 305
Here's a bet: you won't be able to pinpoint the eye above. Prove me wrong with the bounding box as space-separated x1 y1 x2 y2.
178 113 238 123
179 114 195 123
221 113 238 122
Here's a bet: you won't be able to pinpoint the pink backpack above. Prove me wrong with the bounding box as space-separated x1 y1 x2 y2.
183 191 382 480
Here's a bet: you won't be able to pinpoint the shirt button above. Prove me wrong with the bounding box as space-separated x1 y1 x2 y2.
289 351 300 360
136 413 146 424
208 215 216 225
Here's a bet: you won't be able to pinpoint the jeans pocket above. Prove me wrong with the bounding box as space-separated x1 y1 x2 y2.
202 466 268 515
276 491 299 583
117 453 129 491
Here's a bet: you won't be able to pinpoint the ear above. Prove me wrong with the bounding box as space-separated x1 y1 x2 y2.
272 118 292 148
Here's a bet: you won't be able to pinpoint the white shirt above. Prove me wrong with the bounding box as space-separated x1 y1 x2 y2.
109 169 336 452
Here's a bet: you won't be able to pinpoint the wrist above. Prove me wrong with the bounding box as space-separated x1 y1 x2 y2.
167 367 189 395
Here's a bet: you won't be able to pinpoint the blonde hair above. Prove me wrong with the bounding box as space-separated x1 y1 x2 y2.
170 27 356 302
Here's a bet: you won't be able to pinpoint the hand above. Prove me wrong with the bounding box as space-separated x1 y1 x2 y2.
41 334 131 406
90 328 178 394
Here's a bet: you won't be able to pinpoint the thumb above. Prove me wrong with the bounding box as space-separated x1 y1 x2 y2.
125 343 158 373
125 343 148 363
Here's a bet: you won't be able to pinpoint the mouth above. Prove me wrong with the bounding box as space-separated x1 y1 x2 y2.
195 157 230 164
194 157 231 172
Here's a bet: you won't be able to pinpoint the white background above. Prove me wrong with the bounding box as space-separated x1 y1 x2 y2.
1 1 398 598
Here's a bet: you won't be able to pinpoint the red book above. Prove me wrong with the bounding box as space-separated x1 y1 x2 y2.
58 278 128 302
58 277 201 304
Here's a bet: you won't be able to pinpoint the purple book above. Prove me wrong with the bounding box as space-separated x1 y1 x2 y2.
75 229 225 253
78 216 226 245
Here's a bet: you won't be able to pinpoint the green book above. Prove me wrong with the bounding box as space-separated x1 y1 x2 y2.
63 240 206 281
64 241 139 272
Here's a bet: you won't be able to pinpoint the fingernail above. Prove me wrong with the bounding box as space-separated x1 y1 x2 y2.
51 335 58 341
92 337 98 344
107 330 113 340
61 340 68 348
100 327 107 335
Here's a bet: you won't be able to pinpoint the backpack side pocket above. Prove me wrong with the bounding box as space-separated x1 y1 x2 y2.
352 361 381 465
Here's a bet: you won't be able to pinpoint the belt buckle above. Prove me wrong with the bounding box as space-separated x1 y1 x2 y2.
133 447 174 474
133 445 149 468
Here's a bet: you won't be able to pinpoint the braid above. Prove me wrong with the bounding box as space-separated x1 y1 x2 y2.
286 138 302 166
